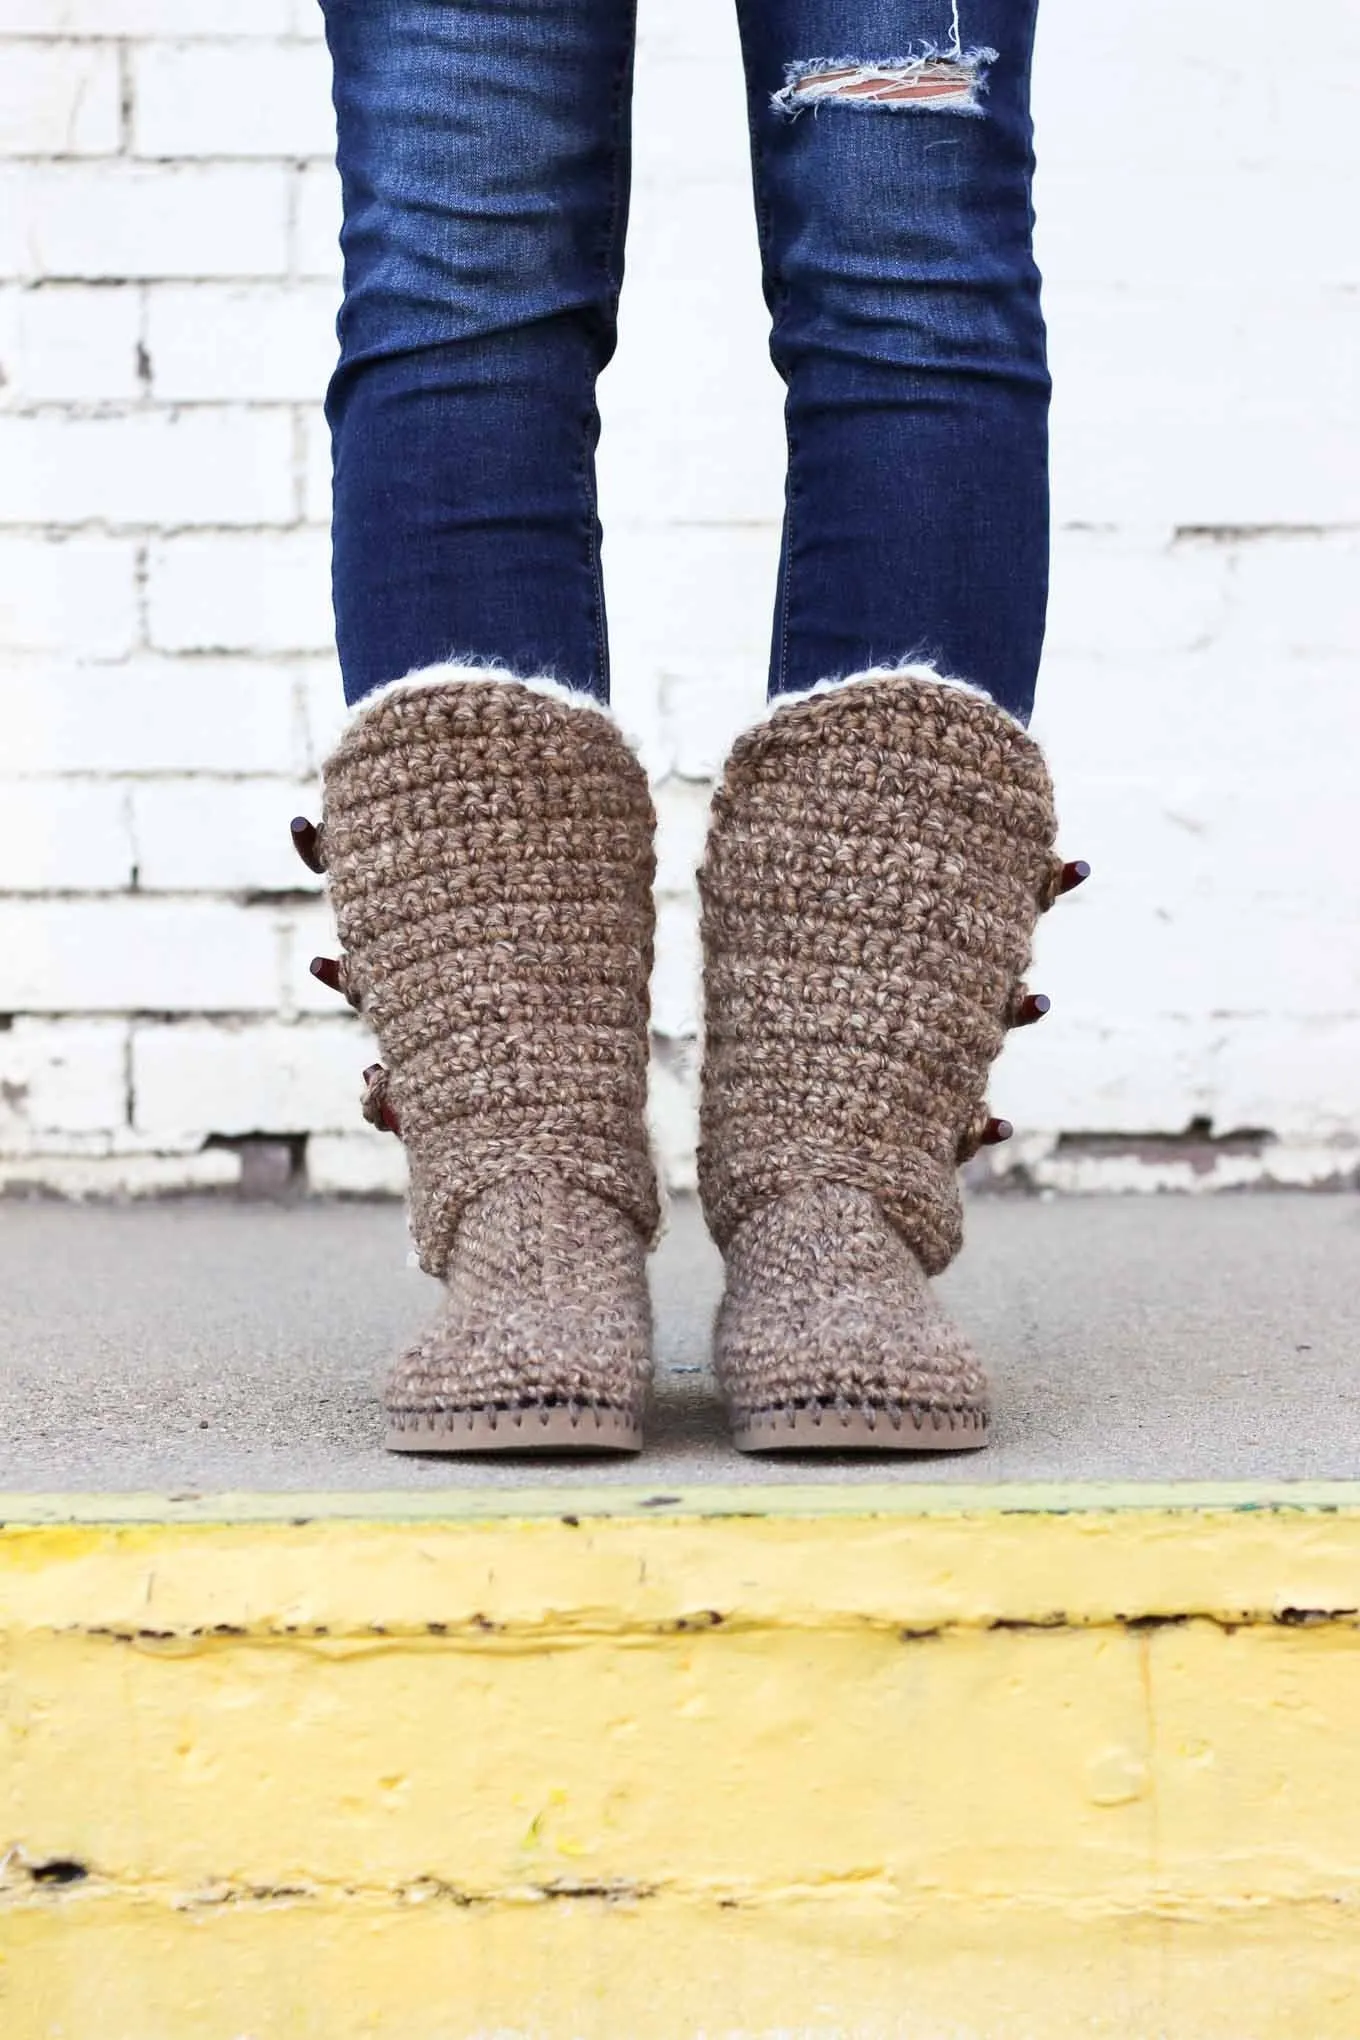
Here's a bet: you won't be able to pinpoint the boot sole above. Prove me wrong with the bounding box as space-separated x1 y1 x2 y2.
733 1406 989 1453
386 1404 642 1455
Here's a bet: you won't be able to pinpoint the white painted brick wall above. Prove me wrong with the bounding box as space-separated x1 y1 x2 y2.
0 409 296 524
0 164 291 278
131 40 336 159
0 536 139 654
0 40 122 155
1 0 1357 1199
0 284 143 402
130 1019 373 1141
147 533 333 655
145 283 338 401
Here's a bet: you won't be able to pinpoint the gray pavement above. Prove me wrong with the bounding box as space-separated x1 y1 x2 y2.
0 1194 1357 1492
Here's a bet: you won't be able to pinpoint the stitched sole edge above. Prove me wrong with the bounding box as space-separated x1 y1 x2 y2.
386 1404 643 1456
732 1406 990 1454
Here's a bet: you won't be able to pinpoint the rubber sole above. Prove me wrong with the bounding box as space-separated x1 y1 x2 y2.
386 1404 642 1456
732 1406 990 1454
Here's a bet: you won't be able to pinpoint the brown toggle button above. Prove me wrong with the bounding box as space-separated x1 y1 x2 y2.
311 954 361 1011
1058 859 1091 896
982 1117 1013 1146
290 815 324 874
310 955 344 996
362 1063 400 1138
1015 992 1051 1027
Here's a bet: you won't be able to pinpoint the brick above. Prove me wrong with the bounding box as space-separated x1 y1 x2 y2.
0 781 132 888
653 776 711 896
0 163 288 281
630 40 762 191
289 0 327 38
1 660 306 775
131 778 322 892
1050 287 1359 439
306 1133 409 1197
0 534 138 654
296 657 350 772
0 898 288 1011
606 523 774 779
130 1018 374 1139
1037 167 1357 292
145 282 337 402
1040 774 1360 928
1029 880 1359 1029
1036 0 1360 176
0 1150 242 1195
291 161 342 279
600 185 782 527
1032 653 1360 803
147 530 333 653
1210 1020 1360 1138
647 1042 698 1195
652 896 701 1042
0 283 142 402
992 1014 1209 1138
0 408 295 527
132 41 336 161
608 524 777 675
1214 534 1360 657
301 407 330 522
0 1 291 30
0 1018 128 1133
0 41 122 157
1049 305 1360 529
1045 529 1232 661
657 662 765 783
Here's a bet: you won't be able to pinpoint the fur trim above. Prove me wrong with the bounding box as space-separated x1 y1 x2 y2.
346 660 615 732
762 662 1029 736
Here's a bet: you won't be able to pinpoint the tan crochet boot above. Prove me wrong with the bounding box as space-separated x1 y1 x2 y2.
300 667 660 1454
698 667 1084 1452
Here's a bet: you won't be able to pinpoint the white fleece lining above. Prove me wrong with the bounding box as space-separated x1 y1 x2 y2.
345 660 617 731
760 661 1030 737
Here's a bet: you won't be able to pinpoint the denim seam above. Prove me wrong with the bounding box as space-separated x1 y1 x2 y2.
733 0 794 695
733 0 777 285
583 0 637 703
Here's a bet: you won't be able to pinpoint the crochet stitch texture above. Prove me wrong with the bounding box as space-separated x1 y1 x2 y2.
319 674 659 1436
697 669 1060 1439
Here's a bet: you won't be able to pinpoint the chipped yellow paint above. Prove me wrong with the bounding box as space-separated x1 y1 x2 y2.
3 1485 1360 2038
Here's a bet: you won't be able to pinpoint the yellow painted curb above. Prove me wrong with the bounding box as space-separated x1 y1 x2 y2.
4 1484 1360 2038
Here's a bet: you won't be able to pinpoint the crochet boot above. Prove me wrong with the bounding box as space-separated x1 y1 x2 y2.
298 667 660 1453
698 667 1085 1452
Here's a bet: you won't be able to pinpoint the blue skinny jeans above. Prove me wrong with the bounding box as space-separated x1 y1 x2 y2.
322 0 1048 720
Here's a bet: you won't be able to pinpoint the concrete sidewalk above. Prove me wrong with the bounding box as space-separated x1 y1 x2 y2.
1 1194 1357 1492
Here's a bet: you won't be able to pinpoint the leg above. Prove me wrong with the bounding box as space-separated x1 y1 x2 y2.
698 7 1082 1451
322 0 637 704
734 0 1048 720
304 7 659 1454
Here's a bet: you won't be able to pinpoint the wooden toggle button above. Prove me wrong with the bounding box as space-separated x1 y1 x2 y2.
310 955 344 996
290 816 324 874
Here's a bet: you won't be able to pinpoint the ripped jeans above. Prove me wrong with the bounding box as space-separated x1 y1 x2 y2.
322 0 1048 719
